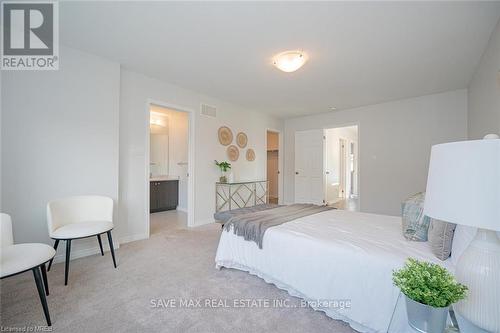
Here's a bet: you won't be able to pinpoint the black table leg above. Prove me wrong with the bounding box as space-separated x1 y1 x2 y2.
32 266 51 326
40 263 49 296
47 239 59 271
97 234 104 256
106 231 117 268
64 240 71 285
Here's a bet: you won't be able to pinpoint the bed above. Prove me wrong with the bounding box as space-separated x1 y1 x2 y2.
215 209 454 333
214 204 280 226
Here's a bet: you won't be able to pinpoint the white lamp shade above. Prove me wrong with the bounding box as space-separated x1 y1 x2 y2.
423 139 500 231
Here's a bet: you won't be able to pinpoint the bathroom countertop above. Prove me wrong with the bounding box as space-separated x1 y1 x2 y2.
150 175 179 182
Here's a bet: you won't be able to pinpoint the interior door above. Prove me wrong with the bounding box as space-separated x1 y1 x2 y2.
295 129 325 204
339 138 347 199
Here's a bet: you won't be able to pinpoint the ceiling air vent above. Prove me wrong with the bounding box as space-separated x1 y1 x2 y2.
200 103 217 118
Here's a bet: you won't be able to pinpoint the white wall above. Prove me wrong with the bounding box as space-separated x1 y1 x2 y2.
468 19 500 139
284 89 468 216
119 69 283 242
1 46 120 259
0 71 2 213
1 45 283 261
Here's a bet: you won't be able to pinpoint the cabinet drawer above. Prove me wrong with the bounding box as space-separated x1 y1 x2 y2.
150 180 179 213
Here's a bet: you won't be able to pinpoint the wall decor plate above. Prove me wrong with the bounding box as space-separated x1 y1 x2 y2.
227 145 239 161
246 148 256 161
218 126 233 146
236 132 248 148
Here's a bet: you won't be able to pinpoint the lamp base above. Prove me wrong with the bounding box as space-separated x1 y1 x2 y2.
455 228 500 333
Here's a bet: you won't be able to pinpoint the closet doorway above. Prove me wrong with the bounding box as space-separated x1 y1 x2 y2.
266 130 280 204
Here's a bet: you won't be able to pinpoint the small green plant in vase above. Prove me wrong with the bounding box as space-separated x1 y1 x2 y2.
393 258 467 333
215 160 231 183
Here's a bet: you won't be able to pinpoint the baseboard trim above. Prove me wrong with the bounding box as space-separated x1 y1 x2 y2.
51 232 149 264
176 206 188 213
119 233 149 244
52 241 120 264
194 218 215 227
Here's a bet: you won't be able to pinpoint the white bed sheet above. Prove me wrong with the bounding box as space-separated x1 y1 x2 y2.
215 209 454 333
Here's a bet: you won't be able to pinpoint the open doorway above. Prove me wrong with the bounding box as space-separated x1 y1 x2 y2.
148 104 191 235
325 125 359 211
266 130 279 204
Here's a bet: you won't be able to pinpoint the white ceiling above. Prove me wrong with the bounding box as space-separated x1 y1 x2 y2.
60 1 500 118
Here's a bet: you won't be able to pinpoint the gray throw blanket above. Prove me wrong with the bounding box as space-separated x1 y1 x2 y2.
214 204 281 223
223 204 334 249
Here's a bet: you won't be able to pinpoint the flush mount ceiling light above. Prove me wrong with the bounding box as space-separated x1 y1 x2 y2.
272 50 308 73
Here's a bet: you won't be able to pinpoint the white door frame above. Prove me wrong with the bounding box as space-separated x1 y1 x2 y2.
266 128 283 205
338 138 347 199
144 99 196 235
323 122 360 208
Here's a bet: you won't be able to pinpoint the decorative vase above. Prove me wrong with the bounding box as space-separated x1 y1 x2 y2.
219 175 227 183
405 295 449 333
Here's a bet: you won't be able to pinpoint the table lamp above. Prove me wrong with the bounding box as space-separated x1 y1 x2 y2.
423 134 500 332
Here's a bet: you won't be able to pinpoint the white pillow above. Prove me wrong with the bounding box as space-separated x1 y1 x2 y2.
450 225 476 266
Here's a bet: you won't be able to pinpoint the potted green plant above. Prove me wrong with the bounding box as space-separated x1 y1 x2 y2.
215 160 231 183
393 258 467 333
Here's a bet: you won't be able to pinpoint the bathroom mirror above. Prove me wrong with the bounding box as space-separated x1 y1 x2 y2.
150 113 169 177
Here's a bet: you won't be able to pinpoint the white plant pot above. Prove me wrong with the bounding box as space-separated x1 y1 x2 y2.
405 295 449 333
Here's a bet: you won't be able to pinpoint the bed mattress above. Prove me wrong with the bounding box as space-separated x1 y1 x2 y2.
215 209 453 333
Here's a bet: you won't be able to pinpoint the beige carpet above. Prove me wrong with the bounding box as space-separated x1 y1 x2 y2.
1 211 356 332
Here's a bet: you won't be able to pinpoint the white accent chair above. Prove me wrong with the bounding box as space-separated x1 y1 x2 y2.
46 196 117 285
0 213 56 326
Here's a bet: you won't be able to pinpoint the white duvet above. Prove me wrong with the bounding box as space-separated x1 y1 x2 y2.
215 209 453 333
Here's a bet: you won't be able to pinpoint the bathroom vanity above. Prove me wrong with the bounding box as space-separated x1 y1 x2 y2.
150 176 179 213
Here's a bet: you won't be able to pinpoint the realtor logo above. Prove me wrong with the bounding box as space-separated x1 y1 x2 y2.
1 1 59 70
